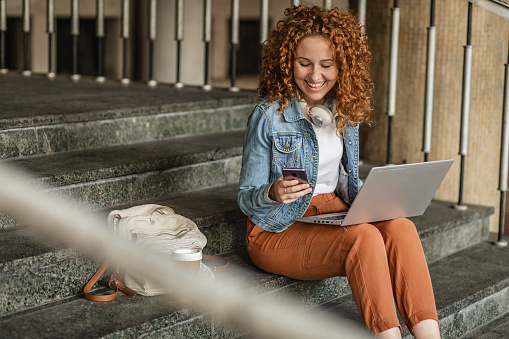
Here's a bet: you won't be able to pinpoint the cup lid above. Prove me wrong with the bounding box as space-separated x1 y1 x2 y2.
171 247 202 261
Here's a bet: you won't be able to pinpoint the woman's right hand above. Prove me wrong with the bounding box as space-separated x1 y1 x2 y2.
268 175 312 204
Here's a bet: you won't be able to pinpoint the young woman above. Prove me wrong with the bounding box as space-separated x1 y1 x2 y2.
237 6 440 339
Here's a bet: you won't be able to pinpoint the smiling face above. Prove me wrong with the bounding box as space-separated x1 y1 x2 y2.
293 36 338 107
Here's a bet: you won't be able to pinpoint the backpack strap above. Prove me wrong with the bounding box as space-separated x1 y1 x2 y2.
110 271 138 297
83 262 118 301
83 262 137 302
84 255 227 302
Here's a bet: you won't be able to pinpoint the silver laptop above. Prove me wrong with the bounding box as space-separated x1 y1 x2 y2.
295 159 453 226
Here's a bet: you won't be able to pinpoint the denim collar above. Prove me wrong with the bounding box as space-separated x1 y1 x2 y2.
282 95 306 123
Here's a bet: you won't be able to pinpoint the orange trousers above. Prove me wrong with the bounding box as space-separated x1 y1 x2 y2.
246 193 438 335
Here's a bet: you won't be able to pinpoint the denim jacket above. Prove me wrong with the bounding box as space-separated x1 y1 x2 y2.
237 96 362 233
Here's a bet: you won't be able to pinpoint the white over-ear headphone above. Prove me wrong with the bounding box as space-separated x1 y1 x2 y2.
299 99 336 126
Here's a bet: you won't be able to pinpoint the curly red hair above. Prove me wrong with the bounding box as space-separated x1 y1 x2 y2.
258 6 373 131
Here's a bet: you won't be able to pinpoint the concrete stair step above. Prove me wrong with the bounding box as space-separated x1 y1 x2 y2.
408 200 492 264
312 236 509 339
0 248 352 339
460 309 509 338
0 130 245 220
0 73 257 160
0 181 493 317
1 234 504 338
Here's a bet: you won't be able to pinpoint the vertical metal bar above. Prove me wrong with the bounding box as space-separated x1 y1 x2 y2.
121 38 128 84
457 155 466 206
147 0 157 87
175 0 184 88
72 36 79 79
97 36 104 82
23 0 31 76
71 0 79 36
455 3 473 211
202 0 212 91
0 1 5 31
386 2 400 164
47 0 54 34
358 0 367 31
260 0 269 45
0 30 4 74
121 0 129 39
466 2 472 46
323 0 331 10
387 116 393 165
203 42 211 90
230 44 238 91
96 0 105 82
47 0 56 78
231 0 239 45
498 192 508 245
496 60 509 246
23 1 30 34
422 0 437 161
71 0 80 81
203 0 211 43
147 40 155 86
175 0 184 41
230 0 240 44
96 0 104 37
148 0 157 41
0 0 7 74
229 0 240 92
259 0 268 62
429 0 435 26
121 0 130 85
175 40 182 87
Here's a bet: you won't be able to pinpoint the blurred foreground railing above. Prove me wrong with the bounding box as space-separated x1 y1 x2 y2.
0 163 369 339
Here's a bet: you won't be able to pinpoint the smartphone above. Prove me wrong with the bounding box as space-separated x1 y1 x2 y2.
282 168 308 184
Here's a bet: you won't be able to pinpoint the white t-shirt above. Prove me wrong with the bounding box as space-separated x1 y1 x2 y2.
312 122 343 196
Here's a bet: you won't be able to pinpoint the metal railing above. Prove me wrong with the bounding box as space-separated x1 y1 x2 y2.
383 0 509 246
471 0 509 246
0 0 507 243
457 0 508 246
0 0 357 87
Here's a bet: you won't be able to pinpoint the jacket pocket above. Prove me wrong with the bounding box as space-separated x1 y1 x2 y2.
272 134 303 169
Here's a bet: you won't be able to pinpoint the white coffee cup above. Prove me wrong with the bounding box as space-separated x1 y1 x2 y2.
171 247 202 270
171 248 202 302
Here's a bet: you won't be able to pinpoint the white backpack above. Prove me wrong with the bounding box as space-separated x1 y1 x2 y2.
84 204 226 301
